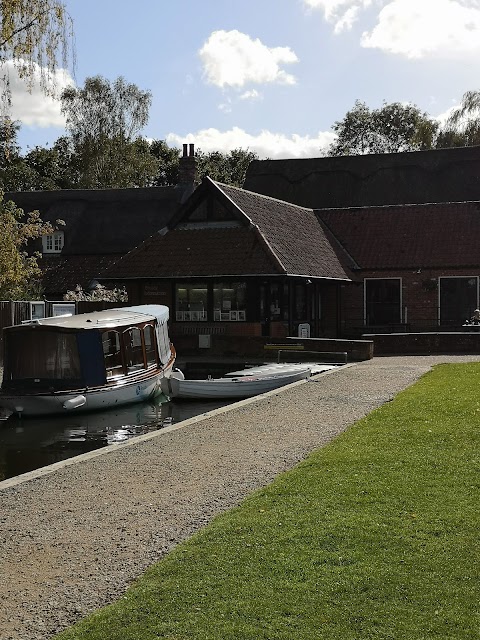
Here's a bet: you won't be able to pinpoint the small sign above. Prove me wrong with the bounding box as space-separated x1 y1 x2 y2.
298 323 311 338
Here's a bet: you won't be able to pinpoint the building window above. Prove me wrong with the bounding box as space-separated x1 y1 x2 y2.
214 282 246 321
175 283 208 321
365 278 401 325
439 277 478 327
42 231 64 254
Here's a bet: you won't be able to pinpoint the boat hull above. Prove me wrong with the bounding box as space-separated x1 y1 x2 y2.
165 369 311 400
0 361 174 417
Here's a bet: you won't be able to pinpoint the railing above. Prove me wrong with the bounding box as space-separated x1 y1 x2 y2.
341 304 476 337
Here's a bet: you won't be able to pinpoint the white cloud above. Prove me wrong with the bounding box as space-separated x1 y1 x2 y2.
1 60 74 128
199 30 298 88
361 0 480 58
166 126 335 159
434 104 458 126
303 0 374 32
304 0 480 58
239 89 262 101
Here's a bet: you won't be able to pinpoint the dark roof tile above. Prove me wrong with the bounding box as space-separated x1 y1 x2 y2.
317 201 480 269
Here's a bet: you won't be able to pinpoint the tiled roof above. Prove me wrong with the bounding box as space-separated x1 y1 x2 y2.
40 254 119 296
217 182 352 279
104 179 353 281
317 201 480 269
102 227 277 279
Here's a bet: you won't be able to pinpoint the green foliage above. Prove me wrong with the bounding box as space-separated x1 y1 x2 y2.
0 192 56 299
329 100 438 156
148 139 180 186
0 0 74 116
436 90 480 149
60 76 158 188
196 147 259 187
55 363 480 640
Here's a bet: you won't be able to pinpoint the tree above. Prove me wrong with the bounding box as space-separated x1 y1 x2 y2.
0 118 35 190
0 1 74 116
0 192 59 299
60 76 158 188
328 100 438 156
438 90 480 148
196 148 259 187
149 140 181 186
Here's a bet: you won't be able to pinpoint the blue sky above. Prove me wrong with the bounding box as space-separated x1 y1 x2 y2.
11 0 480 158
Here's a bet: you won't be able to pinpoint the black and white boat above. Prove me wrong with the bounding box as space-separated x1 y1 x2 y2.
0 305 175 417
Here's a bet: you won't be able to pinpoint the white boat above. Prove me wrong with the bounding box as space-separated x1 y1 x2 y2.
0 305 175 417
162 368 311 400
226 362 338 377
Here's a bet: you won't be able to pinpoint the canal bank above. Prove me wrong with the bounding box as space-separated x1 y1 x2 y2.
1 355 479 639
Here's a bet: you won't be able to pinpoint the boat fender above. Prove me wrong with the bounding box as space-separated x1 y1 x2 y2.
63 395 87 410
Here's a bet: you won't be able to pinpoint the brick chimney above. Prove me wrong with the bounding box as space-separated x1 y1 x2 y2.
178 142 197 185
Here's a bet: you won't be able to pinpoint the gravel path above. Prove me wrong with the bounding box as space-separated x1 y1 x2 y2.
1 355 479 639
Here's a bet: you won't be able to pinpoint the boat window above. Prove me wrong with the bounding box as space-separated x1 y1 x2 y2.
5 329 81 381
175 283 208 321
102 330 124 378
124 327 145 373
144 325 157 367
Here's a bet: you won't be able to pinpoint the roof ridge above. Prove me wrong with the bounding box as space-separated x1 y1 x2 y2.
213 179 315 213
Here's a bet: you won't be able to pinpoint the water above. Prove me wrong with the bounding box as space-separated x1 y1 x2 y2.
0 396 230 482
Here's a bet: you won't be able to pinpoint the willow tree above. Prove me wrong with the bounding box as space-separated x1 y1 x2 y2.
441 90 480 148
0 0 74 115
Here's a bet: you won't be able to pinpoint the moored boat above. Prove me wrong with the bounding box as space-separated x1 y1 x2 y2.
0 305 175 417
162 368 311 400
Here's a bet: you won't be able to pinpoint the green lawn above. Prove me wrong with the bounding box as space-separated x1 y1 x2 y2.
56 363 480 639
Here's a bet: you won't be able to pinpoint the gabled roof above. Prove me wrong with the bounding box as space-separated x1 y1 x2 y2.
317 201 480 269
244 146 480 210
103 178 352 281
216 181 351 279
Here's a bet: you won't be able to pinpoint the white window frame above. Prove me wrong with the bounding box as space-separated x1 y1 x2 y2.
364 277 403 325
42 231 64 254
437 276 479 326
29 301 45 320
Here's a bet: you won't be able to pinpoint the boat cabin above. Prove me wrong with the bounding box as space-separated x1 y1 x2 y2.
1 305 172 394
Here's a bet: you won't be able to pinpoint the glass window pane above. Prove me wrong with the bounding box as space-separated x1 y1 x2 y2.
144 325 157 366
124 327 145 373
175 283 208 321
213 282 246 321
102 330 124 378
440 277 478 325
365 279 401 325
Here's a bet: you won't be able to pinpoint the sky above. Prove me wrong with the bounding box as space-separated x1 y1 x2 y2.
10 0 480 158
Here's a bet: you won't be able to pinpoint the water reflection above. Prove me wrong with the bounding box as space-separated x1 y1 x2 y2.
0 396 230 482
